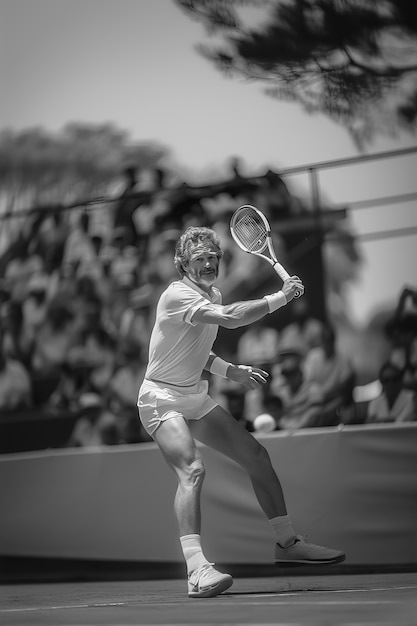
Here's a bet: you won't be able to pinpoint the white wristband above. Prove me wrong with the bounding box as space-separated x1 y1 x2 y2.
264 291 287 313
209 356 232 378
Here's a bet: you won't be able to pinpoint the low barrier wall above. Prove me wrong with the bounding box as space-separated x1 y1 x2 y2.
1 424 417 566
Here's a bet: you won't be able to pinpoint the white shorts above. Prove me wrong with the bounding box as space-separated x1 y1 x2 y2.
137 379 218 436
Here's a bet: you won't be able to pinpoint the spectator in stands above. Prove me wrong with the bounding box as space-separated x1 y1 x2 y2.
103 227 142 330
224 388 252 428
113 166 143 246
47 360 86 411
117 285 153 353
66 392 120 447
86 223 112 302
68 298 117 397
125 166 169 261
107 226 139 288
386 292 417 389
0 329 32 411
278 297 323 356
71 274 113 336
303 323 355 425
52 262 78 305
107 339 150 443
381 287 417 411
366 362 416 423
61 211 103 282
0 280 9 306
20 272 50 351
0 299 33 370
386 314 417 371
270 339 324 430
146 228 182 286
4 252 44 304
403 335 417 395
236 319 280 369
33 211 69 279
31 297 77 407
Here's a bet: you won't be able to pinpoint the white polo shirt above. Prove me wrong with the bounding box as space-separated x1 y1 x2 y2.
144 277 222 387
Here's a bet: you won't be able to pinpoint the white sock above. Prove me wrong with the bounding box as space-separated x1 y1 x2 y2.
180 534 210 574
269 515 296 548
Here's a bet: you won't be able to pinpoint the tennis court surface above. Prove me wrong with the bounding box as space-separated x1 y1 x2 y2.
1 572 416 625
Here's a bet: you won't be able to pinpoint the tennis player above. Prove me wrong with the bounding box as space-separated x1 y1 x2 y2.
138 226 345 598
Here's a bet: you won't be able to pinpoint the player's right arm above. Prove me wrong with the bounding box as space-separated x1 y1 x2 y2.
193 297 271 329
193 278 303 329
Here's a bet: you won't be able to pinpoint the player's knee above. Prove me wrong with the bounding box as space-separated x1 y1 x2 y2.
184 458 206 487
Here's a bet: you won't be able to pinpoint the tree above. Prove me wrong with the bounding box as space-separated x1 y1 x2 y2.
0 124 169 261
0 123 169 213
176 0 417 146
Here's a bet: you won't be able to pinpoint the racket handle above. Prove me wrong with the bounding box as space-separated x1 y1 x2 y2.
272 262 302 298
272 261 290 282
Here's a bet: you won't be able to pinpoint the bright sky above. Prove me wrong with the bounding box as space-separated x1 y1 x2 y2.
2 0 417 325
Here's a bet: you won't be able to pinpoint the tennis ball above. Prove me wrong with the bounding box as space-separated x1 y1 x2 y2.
253 413 276 433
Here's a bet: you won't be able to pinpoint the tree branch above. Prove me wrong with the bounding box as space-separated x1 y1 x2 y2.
343 47 417 77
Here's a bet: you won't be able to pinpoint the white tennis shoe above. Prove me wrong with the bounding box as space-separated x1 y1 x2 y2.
188 563 233 598
275 535 345 565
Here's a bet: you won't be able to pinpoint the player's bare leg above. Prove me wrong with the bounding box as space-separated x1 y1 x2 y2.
190 405 288 518
190 405 345 565
153 416 233 597
154 416 204 536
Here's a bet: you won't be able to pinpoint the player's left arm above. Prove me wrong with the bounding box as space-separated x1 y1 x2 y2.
204 352 268 389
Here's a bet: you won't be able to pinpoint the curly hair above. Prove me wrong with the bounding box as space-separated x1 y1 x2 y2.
174 227 223 277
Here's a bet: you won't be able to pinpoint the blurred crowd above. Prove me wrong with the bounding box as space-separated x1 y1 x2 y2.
213 287 417 434
0 166 416 449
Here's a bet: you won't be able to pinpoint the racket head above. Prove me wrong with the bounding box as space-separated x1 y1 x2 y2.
230 205 271 254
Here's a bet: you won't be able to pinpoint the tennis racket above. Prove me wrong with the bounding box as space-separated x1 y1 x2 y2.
230 204 302 297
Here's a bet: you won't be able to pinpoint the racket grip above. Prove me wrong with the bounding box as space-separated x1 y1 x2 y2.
272 262 290 282
273 262 302 298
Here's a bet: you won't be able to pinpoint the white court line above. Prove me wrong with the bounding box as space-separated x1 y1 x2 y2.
0 600 401 613
231 585 417 599
223 600 396 605
0 596 404 613
1 586 416 613
1 602 125 613
1 604 90 613
306 585 417 594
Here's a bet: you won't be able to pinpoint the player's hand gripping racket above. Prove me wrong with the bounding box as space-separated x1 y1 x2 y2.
230 204 302 297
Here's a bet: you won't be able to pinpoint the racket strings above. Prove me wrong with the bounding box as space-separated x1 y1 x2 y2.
233 212 268 254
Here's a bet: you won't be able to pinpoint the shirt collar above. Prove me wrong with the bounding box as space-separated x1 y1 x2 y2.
182 276 215 301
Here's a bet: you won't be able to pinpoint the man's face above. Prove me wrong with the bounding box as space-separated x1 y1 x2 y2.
184 245 220 291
